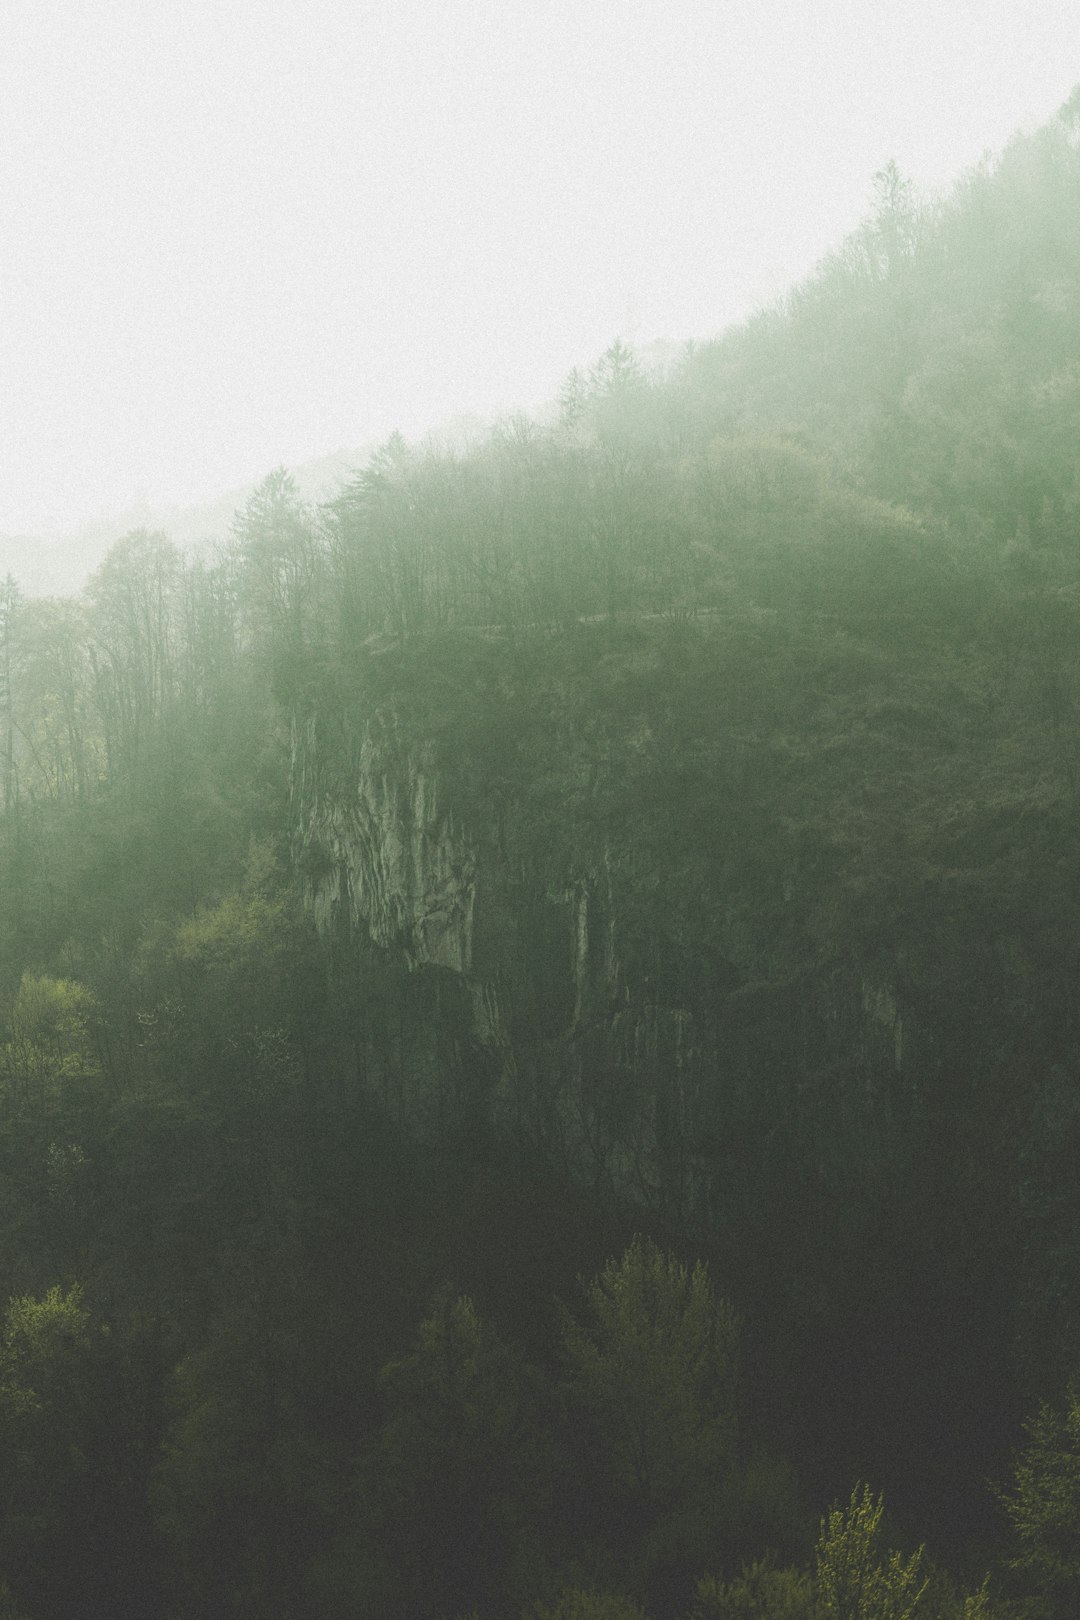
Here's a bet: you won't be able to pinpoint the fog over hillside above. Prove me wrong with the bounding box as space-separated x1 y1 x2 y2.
4 1 1076 542
0 444 371 598
4 71 1080 1620
0 344 686 598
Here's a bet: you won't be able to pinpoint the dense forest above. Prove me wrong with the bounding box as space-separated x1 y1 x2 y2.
2 93 1080 1620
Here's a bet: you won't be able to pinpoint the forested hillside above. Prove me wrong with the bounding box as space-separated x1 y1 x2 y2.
1 97 1080 1620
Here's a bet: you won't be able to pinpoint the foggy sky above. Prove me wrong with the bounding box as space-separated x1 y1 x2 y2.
2 0 1077 535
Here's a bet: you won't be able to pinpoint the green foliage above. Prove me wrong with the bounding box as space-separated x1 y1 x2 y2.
0 973 102 1147
1 593 96 805
2 971 99 1074
135 855 321 1112
368 1288 559 1620
87 528 184 779
815 1486 926 1620
560 1236 739 1500
958 1580 995 1620
1001 1385 1080 1616
0 1284 146 1617
690 1557 816 1618
154 1306 329 1620
559 1237 739 1607
172 886 285 980
231 468 323 688
2 1279 91 1377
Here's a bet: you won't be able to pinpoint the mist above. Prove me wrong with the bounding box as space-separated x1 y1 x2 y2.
2 0 1077 538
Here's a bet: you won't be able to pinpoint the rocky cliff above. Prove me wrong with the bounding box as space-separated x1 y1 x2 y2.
287 611 1080 1517
288 620 948 1230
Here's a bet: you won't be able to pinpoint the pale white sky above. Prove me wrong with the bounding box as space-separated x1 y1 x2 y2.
1 0 1077 534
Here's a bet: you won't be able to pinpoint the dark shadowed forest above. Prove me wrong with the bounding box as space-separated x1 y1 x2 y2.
3 94 1080 1620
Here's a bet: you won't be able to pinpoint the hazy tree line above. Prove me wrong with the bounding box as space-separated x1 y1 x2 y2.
5 92 1080 801
0 94 1078 1619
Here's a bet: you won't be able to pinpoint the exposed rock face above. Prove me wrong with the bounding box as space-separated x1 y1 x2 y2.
288 641 916 1228
288 621 1080 1416
294 719 478 974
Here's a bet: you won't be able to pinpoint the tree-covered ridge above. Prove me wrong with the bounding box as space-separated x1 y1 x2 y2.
5 98 1080 800
0 95 1079 1618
